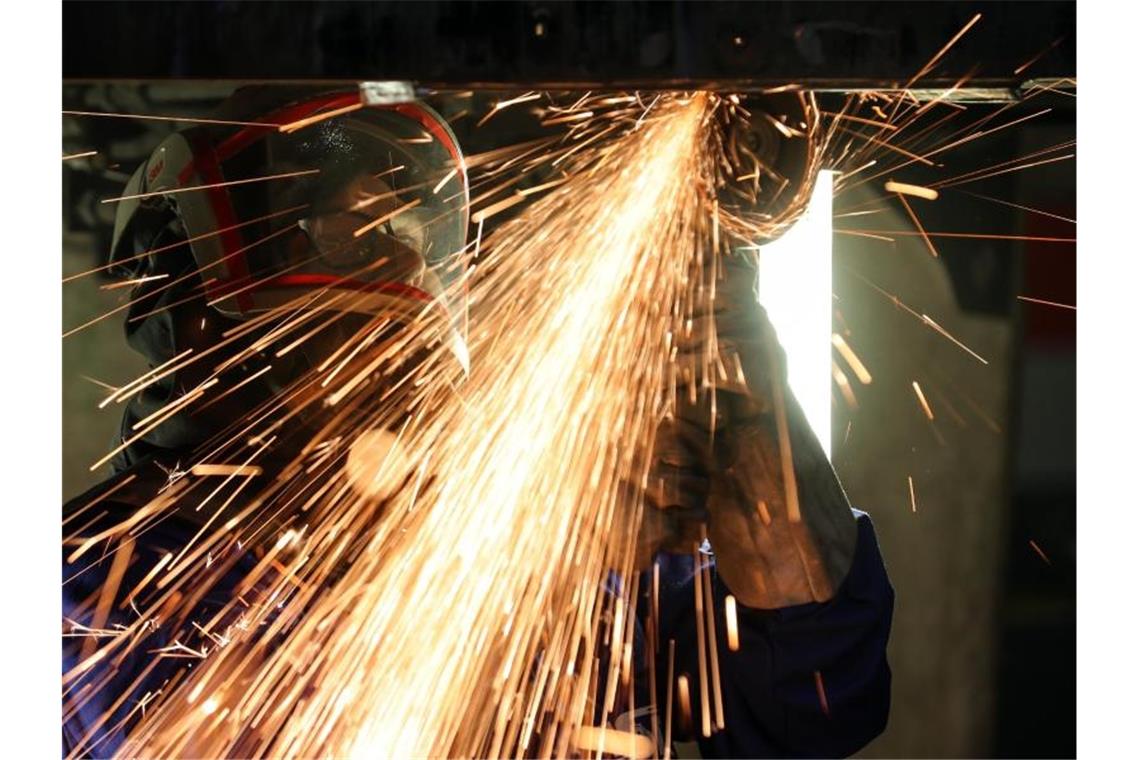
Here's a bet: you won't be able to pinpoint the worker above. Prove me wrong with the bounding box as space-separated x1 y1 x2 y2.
62 87 892 758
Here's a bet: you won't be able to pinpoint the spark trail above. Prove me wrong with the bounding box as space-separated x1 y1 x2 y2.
111 93 726 758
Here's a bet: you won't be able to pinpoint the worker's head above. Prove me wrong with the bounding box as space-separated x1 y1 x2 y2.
106 87 470 468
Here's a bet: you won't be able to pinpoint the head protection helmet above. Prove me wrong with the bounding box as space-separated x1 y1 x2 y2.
110 87 470 373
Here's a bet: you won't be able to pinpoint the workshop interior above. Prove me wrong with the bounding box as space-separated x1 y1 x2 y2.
62 2 1075 757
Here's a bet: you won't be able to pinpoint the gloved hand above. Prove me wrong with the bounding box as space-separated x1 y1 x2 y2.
642 249 858 609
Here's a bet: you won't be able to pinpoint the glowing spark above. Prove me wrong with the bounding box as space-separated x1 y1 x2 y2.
279 102 363 133
725 595 740 652
540 111 594 126
756 500 772 526
63 204 310 284
119 553 173 610
676 674 692 733
835 229 896 243
431 168 458 194
495 92 542 110
79 375 117 392
573 726 654 759
845 109 1057 194
88 384 208 471
131 379 219 432
832 362 859 411
99 274 169 291
912 381 935 421
192 365 274 414
831 334 873 384
905 12 983 88
99 346 194 406
769 343 803 524
896 194 939 258
1014 36 1067 75
150 641 208 660
1028 540 1052 565
760 110 797 138
920 314 989 365
934 152 1074 189
843 269 991 365
664 639 676 759
471 191 528 224
1022 77 1077 97
835 159 877 181
908 475 918 513
101 169 320 205
813 670 831 717
63 110 276 128
957 190 1075 224
1017 295 1076 311
63 150 98 161
701 558 725 730
477 92 542 127
62 475 137 533
190 464 264 477
884 180 938 201
352 198 422 238
80 537 134 661
517 177 570 197
835 126 935 165
837 229 1074 244
823 112 898 130
954 386 1003 434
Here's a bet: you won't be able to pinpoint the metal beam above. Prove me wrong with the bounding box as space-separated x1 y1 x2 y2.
64 2 1075 88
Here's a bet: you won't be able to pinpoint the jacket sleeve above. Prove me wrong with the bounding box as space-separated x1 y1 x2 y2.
657 510 893 758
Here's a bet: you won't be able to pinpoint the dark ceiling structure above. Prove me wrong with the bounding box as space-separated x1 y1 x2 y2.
64 1 1073 91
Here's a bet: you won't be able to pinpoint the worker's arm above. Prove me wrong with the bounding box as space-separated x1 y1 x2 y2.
640 248 893 756
647 248 860 608
652 510 893 758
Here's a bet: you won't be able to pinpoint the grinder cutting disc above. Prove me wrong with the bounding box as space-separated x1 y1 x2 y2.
718 91 822 240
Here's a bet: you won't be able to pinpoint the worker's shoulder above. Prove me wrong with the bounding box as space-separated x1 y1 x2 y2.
851 507 882 538
848 508 887 553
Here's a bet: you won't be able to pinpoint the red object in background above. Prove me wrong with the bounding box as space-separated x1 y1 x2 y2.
1021 211 1076 348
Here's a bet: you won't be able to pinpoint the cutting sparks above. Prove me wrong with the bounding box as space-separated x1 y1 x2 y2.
912 381 935 421
884 180 939 201
813 671 831 718
1017 295 1076 311
62 14 1076 751
832 334 873 384
66 91 813 758
725 595 740 652
1028 539 1053 565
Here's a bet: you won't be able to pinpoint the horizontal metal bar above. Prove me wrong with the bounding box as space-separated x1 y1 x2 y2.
65 1 1075 84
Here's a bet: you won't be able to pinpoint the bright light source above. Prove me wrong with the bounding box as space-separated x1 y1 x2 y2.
754 171 833 459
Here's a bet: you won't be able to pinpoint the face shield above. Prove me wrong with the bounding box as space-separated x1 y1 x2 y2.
127 93 470 374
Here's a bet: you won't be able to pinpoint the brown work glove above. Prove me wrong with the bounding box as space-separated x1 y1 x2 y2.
643 249 857 609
